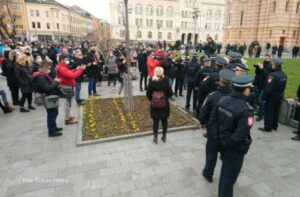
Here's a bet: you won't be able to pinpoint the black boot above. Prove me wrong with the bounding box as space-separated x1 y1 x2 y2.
1 102 12 114
20 107 30 113
162 131 167 143
153 134 158 144
28 105 36 110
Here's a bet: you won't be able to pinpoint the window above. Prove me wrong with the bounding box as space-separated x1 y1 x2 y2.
118 17 122 25
182 11 184 17
272 1 276 12
285 0 290 12
56 11 59 18
137 31 142 38
146 5 153 15
30 10 34 17
135 19 143 26
120 30 125 38
206 10 212 19
36 10 39 17
166 7 173 17
158 32 162 39
269 30 272 38
297 2 300 13
32 22 35 28
167 32 172 40
148 31 152 39
293 30 297 38
135 4 143 15
46 22 50 29
214 34 218 41
45 11 49 17
156 6 163 16
238 31 242 39
150 19 153 27
118 3 124 13
215 10 221 19
240 11 244 25
56 23 59 30
227 13 232 26
37 22 41 29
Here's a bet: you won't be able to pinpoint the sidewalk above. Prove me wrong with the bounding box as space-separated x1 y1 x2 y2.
0 80 299 197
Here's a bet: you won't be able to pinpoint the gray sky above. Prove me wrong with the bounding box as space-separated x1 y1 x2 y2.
56 0 110 21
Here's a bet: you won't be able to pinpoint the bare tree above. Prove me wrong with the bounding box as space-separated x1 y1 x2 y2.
0 2 17 41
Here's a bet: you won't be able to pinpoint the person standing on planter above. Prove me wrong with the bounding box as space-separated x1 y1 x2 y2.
32 62 62 137
86 48 101 97
147 67 173 144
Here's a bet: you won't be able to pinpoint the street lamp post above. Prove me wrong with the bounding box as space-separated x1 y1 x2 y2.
192 7 199 52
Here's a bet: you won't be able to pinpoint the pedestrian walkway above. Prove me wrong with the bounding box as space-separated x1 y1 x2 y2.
0 80 299 197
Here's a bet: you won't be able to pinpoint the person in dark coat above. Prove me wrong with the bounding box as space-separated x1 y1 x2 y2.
277 45 284 58
146 67 173 144
86 48 101 97
266 43 271 54
292 46 300 58
14 55 36 112
137 49 148 92
32 61 62 137
291 84 300 141
203 37 217 57
256 45 262 58
174 55 186 97
271 44 278 58
2 50 20 105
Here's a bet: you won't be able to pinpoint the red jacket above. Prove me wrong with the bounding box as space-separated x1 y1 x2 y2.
147 56 161 78
56 62 84 86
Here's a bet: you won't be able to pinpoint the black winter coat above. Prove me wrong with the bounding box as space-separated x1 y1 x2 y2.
295 85 300 121
33 73 59 95
254 61 272 91
14 64 33 94
137 53 148 75
86 54 101 78
2 60 19 88
146 77 173 119
161 58 176 78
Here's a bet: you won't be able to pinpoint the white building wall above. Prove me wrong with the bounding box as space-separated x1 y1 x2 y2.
110 0 225 44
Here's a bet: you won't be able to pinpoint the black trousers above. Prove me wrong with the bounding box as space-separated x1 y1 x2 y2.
185 82 198 110
175 76 184 95
264 98 281 130
9 86 19 104
219 149 244 197
140 74 148 90
20 92 32 108
46 107 58 134
153 118 168 135
203 136 218 178
108 74 117 85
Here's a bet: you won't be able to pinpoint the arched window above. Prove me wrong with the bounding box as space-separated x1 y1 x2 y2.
158 32 162 39
269 30 272 38
238 31 242 39
285 0 290 12
118 2 124 13
206 9 212 19
215 10 221 19
137 31 142 38
148 31 152 39
120 30 125 38
156 6 163 16
214 34 218 41
167 7 173 17
135 4 143 15
146 5 153 15
168 32 172 40
272 1 276 12
297 2 300 13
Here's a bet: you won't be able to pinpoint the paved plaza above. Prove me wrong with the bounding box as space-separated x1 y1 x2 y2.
0 78 300 197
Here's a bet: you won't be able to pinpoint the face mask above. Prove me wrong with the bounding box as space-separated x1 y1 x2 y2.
65 60 70 65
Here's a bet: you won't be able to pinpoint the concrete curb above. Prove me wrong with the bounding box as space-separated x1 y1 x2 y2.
76 98 199 146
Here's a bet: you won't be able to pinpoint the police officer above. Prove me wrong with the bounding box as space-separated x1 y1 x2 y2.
184 52 200 111
209 75 254 197
225 51 242 71
195 56 218 115
259 59 287 132
198 69 235 183
234 63 249 76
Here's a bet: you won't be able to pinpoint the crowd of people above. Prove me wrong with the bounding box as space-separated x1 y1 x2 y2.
0 36 299 197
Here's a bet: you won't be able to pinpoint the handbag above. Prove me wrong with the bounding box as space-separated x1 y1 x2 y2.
44 95 59 109
60 85 74 98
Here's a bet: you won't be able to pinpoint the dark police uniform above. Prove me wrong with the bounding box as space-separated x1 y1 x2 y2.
225 51 242 71
260 59 287 132
209 75 254 197
198 69 235 182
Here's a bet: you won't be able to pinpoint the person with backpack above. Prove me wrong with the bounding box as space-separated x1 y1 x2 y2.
146 67 173 144
32 61 62 137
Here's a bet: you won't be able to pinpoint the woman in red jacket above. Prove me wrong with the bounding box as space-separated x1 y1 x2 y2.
147 52 162 78
56 54 86 125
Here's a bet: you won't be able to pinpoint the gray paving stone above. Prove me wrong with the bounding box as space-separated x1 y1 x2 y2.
53 183 73 196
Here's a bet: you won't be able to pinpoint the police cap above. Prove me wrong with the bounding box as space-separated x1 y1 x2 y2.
215 56 226 65
219 69 235 82
192 52 198 57
203 55 210 61
228 51 242 59
235 63 249 72
232 75 254 88
271 58 283 66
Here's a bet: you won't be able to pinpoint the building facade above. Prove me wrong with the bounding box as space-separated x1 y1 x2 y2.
24 0 94 42
224 0 300 49
0 0 28 40
110 0 225 44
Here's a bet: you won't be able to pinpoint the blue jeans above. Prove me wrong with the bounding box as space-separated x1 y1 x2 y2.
0 90 8 104
46 107 58 135
75 82 81 102
88 77 97 96
257 90 265 118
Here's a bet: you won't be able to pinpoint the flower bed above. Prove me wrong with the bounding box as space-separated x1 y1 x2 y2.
82 96 197 141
